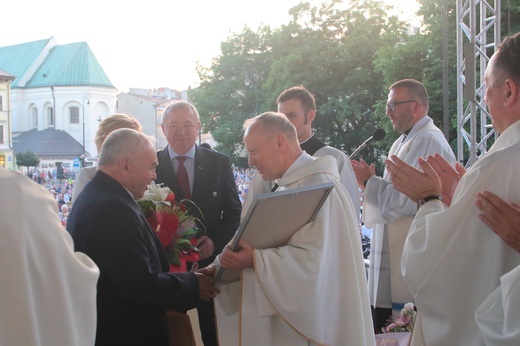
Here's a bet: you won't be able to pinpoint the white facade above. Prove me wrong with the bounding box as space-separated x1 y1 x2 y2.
116 92 164 148
117 90 185 150
11 86 117 158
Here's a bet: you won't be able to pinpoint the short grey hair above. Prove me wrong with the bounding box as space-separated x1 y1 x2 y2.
243 112 297 141
99 128 155 166
162 101 200 124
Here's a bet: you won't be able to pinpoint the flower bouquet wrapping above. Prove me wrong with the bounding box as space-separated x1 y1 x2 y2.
138 182 203 272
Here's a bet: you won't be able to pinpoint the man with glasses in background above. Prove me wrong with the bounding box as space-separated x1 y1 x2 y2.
350 79 455 332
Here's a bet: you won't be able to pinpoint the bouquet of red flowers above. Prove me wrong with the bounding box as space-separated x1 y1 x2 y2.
138 182 203 272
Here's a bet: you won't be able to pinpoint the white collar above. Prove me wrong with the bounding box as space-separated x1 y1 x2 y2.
167 144 196 160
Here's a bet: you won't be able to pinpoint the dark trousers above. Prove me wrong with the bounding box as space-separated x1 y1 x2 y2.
197 299 217 346
187 259 218 346
372 306 392 334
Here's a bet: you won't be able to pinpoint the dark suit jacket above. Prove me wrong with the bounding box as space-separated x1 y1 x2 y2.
67 170 199 346
155 145 242 266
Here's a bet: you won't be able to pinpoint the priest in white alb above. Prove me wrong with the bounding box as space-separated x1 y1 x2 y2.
384 31 520 346
351 79 455 331
203 112 374 345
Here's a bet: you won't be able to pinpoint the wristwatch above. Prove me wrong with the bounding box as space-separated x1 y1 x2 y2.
417 195 442 208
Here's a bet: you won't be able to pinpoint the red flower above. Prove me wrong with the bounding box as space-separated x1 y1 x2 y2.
137 182 204 271
165 191 175 204
146 212 160 235
155 206 180 247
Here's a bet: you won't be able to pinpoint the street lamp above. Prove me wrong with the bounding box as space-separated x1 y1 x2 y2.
82 92 92 167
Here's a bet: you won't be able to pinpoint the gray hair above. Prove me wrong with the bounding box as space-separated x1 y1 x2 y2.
243 112 297 140
99 128 155 166
162 101 200 124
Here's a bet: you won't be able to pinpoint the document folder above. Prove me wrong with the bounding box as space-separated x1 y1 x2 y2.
215 182 334 284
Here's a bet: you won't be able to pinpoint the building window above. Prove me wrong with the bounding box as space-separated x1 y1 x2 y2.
0 124 3 144
0 96 3 111
48 107 54 126
32 108 38 127
69 106 79 124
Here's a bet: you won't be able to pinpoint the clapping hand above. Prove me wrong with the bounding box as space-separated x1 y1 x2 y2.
476 191 520 253
350 158 376 190
426 154 466 206
385 155 442 203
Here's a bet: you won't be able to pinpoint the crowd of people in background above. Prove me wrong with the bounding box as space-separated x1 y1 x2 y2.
41 165 255 224
26 166 75 184
233 167 254 203
25 154 253 228
26 167 54 184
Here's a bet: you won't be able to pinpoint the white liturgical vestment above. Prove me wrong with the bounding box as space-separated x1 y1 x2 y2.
363 116 455 314
476 264 520 345
402 120 520 345
313 145 361 220
0 169 99 346
215 154 374 345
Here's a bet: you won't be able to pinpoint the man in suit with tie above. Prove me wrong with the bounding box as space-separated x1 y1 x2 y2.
155 101 242 346
67 128 218 345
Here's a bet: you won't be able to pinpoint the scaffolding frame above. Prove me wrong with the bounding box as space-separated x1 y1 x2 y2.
456 0 501 166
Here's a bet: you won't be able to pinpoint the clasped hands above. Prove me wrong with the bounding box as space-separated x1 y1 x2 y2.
190 262 219 302
192 239 254 301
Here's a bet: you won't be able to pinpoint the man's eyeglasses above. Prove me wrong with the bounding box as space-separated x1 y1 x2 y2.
385 100 417 112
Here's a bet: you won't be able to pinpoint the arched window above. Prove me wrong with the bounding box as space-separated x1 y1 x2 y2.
69 106 79 124
47 107 54 126
32 108 38 127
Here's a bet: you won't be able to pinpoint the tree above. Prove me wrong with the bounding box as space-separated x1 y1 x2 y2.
502 0 520 38
192 0 407 166
15 152 40 170
191 26 275 162
191 0 519 165
269 0 405 164
374 0 520 156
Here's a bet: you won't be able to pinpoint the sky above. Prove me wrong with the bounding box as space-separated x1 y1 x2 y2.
1 0 419 93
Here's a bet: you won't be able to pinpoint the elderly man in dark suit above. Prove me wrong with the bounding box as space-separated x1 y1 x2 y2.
67 128 218 346
155 101 242 345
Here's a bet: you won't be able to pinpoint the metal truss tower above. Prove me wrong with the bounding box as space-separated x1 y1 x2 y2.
456 0 500 166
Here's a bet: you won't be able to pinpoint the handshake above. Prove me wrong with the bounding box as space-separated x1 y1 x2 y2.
191 239 255 301
191 262 220 301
